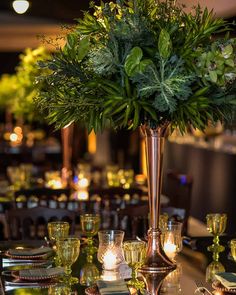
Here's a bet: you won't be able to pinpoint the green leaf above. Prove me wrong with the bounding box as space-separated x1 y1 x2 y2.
158 29 172 59
209 71 218 83
225 59 234 67
222 44 233 57
77 37 90 61
66 34 76 49
124 47 143 77
139 59 153 72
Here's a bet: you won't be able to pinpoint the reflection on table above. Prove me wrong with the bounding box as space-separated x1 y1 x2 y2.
3 235 236 295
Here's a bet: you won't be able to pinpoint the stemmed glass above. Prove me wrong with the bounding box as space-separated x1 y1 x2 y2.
123 240 146 291
47 221 70 265
231 239 236 261
206 213 227 253
57 237 80 284
80 214 101 256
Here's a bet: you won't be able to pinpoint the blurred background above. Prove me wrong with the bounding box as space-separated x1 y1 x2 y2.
0 0 236 240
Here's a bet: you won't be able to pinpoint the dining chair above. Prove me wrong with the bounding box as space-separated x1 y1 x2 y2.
6 206 76 240
89 187 144 230
117 204 149 239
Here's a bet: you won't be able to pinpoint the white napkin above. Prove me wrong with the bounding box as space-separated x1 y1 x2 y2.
215 272 236 289
97 279 130 295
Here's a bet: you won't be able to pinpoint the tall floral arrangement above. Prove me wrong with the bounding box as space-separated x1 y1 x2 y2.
36 0 236 133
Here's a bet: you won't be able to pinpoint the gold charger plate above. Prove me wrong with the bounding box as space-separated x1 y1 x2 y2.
85 285 137 295
212 280 236 294
11 270 60 282
5 250 50 260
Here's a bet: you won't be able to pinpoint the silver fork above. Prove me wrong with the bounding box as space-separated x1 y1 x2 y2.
194 280 213 295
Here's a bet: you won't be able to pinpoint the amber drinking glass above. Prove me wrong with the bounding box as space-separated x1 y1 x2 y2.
230 239 236 261
47 221 70 265
57 237 80 284
123 240 146 291
81 214 100 255
206 213 227 252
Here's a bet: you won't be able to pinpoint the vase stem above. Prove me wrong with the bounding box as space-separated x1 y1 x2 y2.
144 129 165 229
140 125 175 294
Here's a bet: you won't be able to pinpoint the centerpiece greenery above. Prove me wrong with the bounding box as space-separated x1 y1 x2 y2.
36 0 236 133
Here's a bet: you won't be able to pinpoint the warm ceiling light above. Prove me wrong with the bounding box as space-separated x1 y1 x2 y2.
12 0 30 14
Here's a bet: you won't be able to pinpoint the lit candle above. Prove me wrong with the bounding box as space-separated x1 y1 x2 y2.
76 190 89 201
78 178 89 189
48 179 63 189
103 250 117 270
163 237 177 260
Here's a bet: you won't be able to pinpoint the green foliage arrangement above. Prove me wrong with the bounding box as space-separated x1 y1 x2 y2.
0 47 49 121
36 0 236 133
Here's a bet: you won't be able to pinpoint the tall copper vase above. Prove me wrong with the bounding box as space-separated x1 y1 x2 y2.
140 125 176 295
61 123 74 185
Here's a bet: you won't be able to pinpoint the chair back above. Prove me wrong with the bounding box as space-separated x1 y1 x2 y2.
6 206 76 240
89 187 144 230
117 204 149 239
14 188 72 209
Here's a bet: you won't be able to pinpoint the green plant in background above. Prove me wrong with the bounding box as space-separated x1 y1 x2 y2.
13 47 50 121
0 74 18 111
0 46 50 122
35 0 236 133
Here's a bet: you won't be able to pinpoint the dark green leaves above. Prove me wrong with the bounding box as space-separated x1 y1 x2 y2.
35 0 236 133
158 29 172 59
124 47 153 77
124 47 143 76
77 37 90 61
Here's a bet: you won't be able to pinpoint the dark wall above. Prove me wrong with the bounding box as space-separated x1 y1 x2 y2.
164 141 236 235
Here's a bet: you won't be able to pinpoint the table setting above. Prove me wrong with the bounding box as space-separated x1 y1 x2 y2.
2 211 236 295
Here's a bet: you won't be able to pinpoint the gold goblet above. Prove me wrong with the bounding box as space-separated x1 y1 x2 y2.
57 237 80 284
48 221 70 266
230 239 236 261
80 214 100 257
123 240 146 291
206 213 227 253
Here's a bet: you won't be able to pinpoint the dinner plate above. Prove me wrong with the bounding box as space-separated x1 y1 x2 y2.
11 270 61 282
5 251 50 260
85 285 137 295
212 280 236 294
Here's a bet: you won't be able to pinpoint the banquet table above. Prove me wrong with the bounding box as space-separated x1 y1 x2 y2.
1 237 235 295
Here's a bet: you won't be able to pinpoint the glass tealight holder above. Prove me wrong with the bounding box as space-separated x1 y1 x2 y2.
230 239 236 261
206 213 227 253
97 230 124 281
161 221 183 261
